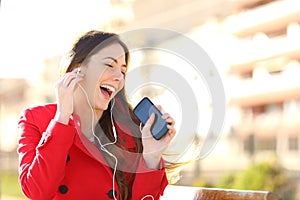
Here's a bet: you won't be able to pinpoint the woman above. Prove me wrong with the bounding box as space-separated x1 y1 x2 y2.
17 30 177 200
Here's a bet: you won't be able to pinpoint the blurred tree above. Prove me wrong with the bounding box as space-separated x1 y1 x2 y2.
217 160 297 200
192 176 214 188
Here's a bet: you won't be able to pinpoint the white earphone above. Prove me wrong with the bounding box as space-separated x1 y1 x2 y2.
76 66 118 199
76 66 153 200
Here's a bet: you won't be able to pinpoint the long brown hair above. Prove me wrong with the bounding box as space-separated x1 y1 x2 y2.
61 30 186 199
62 30 142 199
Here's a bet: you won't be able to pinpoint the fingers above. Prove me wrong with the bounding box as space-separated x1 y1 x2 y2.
142 105 177 142
156 105 175 125
167 124 176 137
68 74 84 90
143 113 155 132
156 105 176 136
140 113 156 140
157 105 163 113
162 112 176 140
162 113 175 126
56 70 84 89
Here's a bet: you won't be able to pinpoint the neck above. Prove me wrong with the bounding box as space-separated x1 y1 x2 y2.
73 89 103 139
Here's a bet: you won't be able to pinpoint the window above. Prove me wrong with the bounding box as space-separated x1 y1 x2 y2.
256 137 277 151
288 136 299 151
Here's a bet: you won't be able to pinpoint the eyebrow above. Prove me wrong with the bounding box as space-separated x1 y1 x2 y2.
104 57 127 67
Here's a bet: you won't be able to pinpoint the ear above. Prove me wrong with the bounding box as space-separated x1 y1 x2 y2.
76 67 81 78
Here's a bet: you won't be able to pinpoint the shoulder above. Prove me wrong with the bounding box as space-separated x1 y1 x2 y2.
21 103 56 115
19 103 57 124
26 103 56 110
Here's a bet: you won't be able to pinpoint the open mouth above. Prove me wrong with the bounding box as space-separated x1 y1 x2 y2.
100 84 116 99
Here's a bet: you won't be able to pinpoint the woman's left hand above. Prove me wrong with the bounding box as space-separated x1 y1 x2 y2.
141 105 176 169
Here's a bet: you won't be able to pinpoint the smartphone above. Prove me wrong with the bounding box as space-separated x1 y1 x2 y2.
133 97 169 140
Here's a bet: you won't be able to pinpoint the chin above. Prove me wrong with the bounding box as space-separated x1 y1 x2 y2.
96 101 110 111
94 96 111 111
96 104 109 111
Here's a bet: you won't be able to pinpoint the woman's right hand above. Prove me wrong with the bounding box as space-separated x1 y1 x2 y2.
54 69 84 124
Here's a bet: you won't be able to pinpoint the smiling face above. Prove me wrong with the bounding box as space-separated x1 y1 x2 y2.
79 42 127 111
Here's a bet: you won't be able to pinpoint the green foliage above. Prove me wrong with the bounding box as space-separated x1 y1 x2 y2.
192 177 214 188
217 173 235 188
0 171 26 199
216 160 296 200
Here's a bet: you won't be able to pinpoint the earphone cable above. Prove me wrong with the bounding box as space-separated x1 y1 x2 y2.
77 68 154 200
78 82 118 200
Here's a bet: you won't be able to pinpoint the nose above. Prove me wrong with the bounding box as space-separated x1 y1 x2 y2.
112 69 124 81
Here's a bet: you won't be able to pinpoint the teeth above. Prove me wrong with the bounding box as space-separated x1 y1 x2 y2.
100 84 116 93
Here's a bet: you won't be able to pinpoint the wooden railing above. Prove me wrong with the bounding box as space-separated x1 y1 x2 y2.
161 185 282 200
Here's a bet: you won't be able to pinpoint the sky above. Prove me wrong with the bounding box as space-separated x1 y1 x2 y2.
0 0 113 151
0 0 215 154
0 0 111 78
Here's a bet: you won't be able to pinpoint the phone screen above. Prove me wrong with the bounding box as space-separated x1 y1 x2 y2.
133 97 169 140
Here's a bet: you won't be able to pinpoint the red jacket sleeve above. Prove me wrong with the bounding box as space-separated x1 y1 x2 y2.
131 156 169 200
17 108 76 199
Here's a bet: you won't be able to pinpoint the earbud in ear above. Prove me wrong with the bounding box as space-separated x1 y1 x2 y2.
76 67 81 78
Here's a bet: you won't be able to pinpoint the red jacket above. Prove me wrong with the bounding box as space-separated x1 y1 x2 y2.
17 104 168 200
